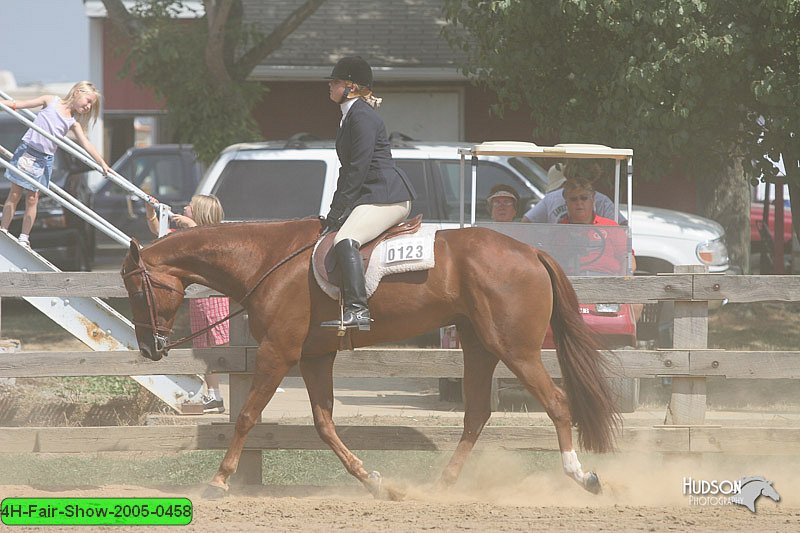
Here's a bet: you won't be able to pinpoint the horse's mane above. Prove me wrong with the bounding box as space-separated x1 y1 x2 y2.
144 218 320 249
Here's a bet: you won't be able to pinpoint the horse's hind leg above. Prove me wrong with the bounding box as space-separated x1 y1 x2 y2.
299 352 403 500
206 341 296 495
501 353 600 493
438 323 499 488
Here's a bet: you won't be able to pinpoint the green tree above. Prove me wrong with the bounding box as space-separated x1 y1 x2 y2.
444 0 800 273
101 0 326 164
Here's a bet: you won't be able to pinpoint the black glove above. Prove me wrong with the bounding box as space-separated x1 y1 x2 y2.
319 213 344 236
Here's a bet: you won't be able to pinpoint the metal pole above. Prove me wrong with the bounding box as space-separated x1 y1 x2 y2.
470 156 478 226
627 156 634 275
0 157 130 246
614 160 621 223
0 140 130 244
0 100 169 214
459 154 465 228
626 156 633 223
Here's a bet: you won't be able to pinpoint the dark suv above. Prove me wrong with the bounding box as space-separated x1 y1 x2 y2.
0 116 96 271
93 144 205 250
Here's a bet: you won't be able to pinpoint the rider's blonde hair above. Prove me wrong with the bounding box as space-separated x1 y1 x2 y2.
62 81 102 131
344 81 382 109
190 194 224 226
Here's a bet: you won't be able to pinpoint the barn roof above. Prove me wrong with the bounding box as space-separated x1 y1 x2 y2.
244 0 467 81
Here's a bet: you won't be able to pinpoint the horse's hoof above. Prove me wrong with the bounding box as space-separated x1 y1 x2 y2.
202 482 229 500
584 472 602 495
365 471 405 501
366 471 385 499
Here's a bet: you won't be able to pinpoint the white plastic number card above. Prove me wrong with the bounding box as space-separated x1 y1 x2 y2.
383 237 433 264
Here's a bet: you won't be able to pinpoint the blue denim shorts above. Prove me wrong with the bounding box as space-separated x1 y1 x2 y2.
4 142 54 192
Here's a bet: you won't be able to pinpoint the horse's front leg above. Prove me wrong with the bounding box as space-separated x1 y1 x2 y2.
299 352 404 500
206 340 297 496
438 323 498 488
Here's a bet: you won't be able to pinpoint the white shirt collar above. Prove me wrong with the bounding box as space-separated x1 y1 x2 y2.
339 98 357 126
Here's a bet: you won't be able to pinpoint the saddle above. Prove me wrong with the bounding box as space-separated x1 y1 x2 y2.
313 214 423 288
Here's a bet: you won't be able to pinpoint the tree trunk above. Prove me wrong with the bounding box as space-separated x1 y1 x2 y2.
697 156 750 274
784 148 800 255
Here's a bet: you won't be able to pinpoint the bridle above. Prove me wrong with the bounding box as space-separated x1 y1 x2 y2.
122 238 317 354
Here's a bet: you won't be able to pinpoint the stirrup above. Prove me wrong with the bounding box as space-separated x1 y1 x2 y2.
320 308 372 334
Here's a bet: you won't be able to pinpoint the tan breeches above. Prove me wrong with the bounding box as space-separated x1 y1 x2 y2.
334 201 412 246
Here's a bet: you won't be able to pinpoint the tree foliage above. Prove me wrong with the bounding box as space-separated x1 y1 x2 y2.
102 0 325 164
443 0 800 271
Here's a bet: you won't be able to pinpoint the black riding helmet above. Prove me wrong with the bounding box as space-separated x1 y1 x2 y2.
327 56 373 88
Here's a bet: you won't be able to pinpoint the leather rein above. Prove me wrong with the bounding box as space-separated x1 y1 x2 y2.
122 239 318 353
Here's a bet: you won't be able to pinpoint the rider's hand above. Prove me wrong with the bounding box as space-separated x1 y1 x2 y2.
319 213 343 236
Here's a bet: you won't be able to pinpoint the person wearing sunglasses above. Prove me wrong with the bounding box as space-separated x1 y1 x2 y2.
560 177 642 320
486 184 520 222
522 161 624 224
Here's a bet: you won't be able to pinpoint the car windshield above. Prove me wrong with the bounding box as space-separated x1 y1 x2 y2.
212 159 326 220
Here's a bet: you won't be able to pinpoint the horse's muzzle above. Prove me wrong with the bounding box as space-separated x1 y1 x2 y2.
139 344 164 361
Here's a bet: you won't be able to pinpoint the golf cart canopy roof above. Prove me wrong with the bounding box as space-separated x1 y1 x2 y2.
460 142 633 159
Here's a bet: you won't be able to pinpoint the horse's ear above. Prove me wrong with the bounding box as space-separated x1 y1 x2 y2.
129 239 141 263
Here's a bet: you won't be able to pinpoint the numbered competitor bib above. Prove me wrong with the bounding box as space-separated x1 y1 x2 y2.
383 236 433 264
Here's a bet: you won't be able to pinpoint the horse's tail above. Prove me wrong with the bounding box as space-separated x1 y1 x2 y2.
538 250 621 453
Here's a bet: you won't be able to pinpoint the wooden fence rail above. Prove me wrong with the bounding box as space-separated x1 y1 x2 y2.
1 271 799 481
2 271 800 301
2 347 800 380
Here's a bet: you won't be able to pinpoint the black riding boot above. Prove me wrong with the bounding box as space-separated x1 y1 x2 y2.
320 239 372 330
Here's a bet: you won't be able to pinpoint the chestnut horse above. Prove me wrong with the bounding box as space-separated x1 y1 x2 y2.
121 218 619 498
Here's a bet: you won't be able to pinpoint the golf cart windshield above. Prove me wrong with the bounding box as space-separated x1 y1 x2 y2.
461 142 634 276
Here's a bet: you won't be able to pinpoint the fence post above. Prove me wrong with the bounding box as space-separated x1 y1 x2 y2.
228 306 262 485
664 265 708 425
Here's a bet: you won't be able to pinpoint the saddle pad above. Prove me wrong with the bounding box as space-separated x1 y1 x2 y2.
313 226 438 300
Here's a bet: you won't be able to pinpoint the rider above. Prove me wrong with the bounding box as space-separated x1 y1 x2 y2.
319 56 417 331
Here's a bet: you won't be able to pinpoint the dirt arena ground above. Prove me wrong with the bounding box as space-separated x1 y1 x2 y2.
3 297 800 531
2 377 800 531
2 452 798 532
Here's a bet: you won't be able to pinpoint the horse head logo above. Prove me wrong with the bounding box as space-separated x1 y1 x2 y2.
731 476 780 513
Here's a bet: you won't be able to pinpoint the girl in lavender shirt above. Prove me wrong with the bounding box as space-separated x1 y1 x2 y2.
0 81 109 247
